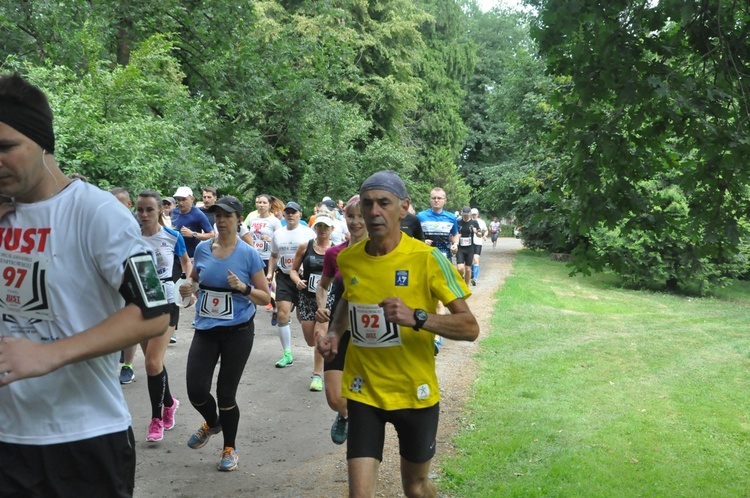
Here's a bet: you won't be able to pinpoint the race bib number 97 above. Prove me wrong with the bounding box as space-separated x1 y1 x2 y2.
0 250 52 320
349 303 401 348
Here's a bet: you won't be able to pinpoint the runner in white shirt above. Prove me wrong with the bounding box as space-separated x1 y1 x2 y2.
266 201 315 368
136 189 193 443
245 194 282 316
470 208 488 286
489 217 501 248
0 73 169 497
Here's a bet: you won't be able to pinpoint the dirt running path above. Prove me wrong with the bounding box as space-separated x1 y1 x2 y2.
128 238 521 497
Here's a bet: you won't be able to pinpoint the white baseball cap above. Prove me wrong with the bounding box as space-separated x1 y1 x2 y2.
471 208 479 215
173 186 193 198
313 213 335 227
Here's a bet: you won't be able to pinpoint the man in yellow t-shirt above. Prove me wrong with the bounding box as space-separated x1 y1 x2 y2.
318 170 479 498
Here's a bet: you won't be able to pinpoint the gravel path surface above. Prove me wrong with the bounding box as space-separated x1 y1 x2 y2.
127 238 522 497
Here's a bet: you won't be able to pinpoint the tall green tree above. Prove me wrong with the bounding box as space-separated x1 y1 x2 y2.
530 0 750 291
6 34 231 194
1 0 479 211
459 3 562 245
408 0 475 210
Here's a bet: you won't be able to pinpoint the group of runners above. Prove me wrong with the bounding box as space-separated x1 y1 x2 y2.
0 73 487 498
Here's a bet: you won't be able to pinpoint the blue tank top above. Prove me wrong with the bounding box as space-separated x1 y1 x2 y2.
192 239 264 329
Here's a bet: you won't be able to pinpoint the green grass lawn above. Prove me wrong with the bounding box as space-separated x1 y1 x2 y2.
442 250 750 497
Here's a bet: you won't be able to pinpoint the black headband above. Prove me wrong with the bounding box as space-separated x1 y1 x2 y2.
0 98 55 152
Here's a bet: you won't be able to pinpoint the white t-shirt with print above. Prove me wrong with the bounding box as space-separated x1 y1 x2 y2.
245 215 281 261
271 224 315 274
144 226 187 303
0 180 152 445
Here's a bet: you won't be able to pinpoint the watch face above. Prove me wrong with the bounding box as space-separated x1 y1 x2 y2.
416 309 428 323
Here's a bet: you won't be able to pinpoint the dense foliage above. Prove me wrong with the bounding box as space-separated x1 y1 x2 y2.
4 0 750 293
1 0 476 210
527 0 750 292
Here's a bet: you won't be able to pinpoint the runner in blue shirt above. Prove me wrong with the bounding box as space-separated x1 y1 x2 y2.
170 186 214 258
417 187 458 262
417 186 459 355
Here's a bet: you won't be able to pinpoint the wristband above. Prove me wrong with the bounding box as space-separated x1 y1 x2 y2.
242 283 254 296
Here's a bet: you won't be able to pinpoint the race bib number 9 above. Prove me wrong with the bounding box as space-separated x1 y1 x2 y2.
199 289 234 320
0 250 52 320
349 303 401 348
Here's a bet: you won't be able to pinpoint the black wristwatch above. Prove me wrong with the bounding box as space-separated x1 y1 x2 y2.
241 283 254 296
413 308 428 331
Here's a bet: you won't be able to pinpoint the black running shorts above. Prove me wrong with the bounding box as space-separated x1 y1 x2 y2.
274 271 298 303
347 400 439 463
0 428 136 497
455 246 474 265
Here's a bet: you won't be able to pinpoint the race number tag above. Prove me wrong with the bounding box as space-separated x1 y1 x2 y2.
0 250 53 320
307 273 323 293
460 237 472 246
254 239 265 251
280 256 294 270
198 289 234 320
349 303 401 348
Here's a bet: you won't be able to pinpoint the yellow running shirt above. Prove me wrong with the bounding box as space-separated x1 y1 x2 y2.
338 234 471 410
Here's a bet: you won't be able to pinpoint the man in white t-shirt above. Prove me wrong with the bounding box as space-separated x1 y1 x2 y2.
0 73 170 497
267 201 315 368
470 208 488 286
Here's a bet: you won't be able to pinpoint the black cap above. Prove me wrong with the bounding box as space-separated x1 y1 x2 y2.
284 201 302 212
322 199 336 211
208 196 243 214
461 206 471 215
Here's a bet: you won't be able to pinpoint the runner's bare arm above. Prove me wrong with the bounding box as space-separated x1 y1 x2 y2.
317 296 350 359
0 304 168 387
315 274 333 322
266 253 279 280
379 297 479 341
289 243 307 290
179 252 193 282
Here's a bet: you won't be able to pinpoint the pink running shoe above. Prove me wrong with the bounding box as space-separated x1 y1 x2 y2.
162 397 180 431
147 418 164 442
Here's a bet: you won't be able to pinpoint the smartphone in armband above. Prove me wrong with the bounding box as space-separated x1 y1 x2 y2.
127 254 168 309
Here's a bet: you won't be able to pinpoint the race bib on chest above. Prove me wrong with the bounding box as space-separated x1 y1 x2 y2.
307 273 323 293
198 289 234 320
253 239 267 252
0 250 53 320
279 255 295 270
349 303 401 348
460 236 472 246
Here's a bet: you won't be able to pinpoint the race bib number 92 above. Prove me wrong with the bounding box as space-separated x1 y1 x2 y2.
348 303 401 348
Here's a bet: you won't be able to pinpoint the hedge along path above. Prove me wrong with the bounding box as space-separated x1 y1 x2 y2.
282 238 523 497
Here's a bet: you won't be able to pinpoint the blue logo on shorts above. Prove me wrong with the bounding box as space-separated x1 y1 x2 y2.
395 270 409 286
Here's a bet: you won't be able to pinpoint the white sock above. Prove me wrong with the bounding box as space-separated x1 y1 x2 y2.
278 323 292 351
